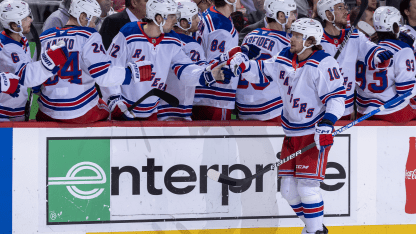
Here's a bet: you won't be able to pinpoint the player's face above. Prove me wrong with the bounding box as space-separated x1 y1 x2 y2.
406 0 416 22
368 0 377 10
333 3 348 26
97 0 112 17
286 10 297 29
162 14 178 33
289 31 304 54
189 14 200 33
21 16 33 34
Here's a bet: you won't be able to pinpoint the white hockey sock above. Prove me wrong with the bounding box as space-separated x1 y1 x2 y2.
280 177 306 224
298 179 324 233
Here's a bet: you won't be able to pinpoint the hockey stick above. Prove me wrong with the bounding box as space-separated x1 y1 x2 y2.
334 0 368 60
207 91 413 186
127 88 179 112
25 24 42 121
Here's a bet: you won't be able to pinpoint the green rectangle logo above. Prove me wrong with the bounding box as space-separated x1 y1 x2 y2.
47 139 111 223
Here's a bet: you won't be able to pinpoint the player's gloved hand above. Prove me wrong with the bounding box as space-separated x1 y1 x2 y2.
375 50 394 65
9 84 21 98
220 66 235 84
41 41 69 73
199 64 217 87
314 120 334 151
127 61 153 83
218 46 243 63
227 52 250 77
0 72 20 95
108 96 135 120
241 44 261 60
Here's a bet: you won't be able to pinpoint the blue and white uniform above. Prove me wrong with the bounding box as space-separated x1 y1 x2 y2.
237 28 290 120
242 48 346 136
157 33 207 121
193 6 239 109
321 28 381 117
102 22 208 118
356 39 416 115
0 31 57 121
38 26 131 120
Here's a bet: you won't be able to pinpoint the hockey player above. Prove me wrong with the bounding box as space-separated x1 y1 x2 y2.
37 0 152 123
157 0 207 121
357 7 416 123
400 0 416 53
102 0 227 121
236 0 296 122
317 0 393 120
224 18 345 234
0 0 69 121
192 0 239 120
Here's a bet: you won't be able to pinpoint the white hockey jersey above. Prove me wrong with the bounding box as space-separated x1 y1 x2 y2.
237 28 289 120
0 31 57 121
38 26 130 119
157 33 207 121
102 22 208 118
356 39 416 115
243 48 346 136
193 6 239 109
321 28 381 116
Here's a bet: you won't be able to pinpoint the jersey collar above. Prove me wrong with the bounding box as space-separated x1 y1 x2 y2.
323 29 346 46
291 51 317 71
138 22 164 46
1 31 27 51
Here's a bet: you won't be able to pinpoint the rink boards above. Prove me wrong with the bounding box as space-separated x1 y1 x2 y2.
0 121 415 233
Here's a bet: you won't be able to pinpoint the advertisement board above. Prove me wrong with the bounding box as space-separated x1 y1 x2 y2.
2 122 416 233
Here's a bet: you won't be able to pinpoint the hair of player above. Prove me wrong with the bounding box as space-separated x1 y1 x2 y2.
143 13 163 24
400 0 411 23
377 31 397 41
4 28 13 36
307 36 323 51
265 17 277 24
213 0 227 8
349 6 366 25
126 0 132 8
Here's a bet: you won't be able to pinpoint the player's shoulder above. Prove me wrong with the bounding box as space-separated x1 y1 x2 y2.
344 28 359 38
203 6 236 35
275 47 294 66
0 32 26 51
65 26 97 38
120 21 144 37
379 39 412 52
312 50 337 68
162 30 182 47
177 33 198 44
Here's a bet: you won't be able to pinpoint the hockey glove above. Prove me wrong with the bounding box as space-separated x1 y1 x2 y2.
127 61 153 83
375 50 393 67
314 120 334 151
108 96 135 120
9 84 21 98
241 44 261 60
41 41 69 74
0 72 20 95
227 52 250 77
218 46 242 63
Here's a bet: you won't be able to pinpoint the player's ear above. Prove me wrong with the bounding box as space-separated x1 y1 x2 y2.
155 14 163 24
79 12 88 26
325 10 333 22
305 37 314 47
180 19 188 29
393 23 400 36
9 22 18 32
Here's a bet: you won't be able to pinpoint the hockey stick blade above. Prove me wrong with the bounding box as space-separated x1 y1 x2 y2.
334 0 368 60
209 91 412 186
128 88 179 112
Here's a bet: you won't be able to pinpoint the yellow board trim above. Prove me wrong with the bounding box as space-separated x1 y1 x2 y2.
88 225 416 234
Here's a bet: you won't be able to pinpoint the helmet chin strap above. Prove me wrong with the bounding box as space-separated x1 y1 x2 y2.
178 20 192 31
77 17 92 27
297 40 313 55
9 27 24 37
224 0 236 12
153 17 166 33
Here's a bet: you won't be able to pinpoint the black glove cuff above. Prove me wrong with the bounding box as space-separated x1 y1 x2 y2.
318 119 334 127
